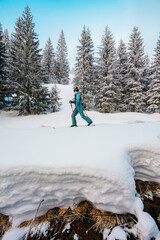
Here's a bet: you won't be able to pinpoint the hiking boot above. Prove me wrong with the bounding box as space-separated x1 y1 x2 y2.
70 124 77 127
88 121 93 126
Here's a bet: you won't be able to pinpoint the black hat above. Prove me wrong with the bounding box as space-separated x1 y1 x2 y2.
73 87 79 92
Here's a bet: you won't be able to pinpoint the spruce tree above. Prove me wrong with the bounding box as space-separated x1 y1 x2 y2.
41 37 55 83
56 30 69 84
2 29 10 53
8 19 24 109
0 24 7 109
96 26 121 113
142 55 152 92
147 35 160 113
74 26 96 109
126 27 146 112
50 53 57 84
2 29 10 81
8 6 50 115
50 85 62 112
117 39 130 111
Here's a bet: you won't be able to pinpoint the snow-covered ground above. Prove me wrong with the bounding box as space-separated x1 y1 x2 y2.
0 84 160 240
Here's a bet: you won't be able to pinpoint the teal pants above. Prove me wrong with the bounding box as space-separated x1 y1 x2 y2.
72 105 92 126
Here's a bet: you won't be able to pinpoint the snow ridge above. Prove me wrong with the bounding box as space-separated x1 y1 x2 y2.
129 148 160 183
0 166 135 226
0 84 160 239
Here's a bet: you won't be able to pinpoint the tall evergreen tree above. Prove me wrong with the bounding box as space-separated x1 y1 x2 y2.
8 6 50 115
50 85 62 112
0 24 7 109
96 26 121 113
74 26 96 109
117 39 130 111
147 35 160 113
50 53 57 83
142 54 152 92
2 29 10 80
126 27 146 112
2 29 10 51
41 37 55 83
56 30 69 84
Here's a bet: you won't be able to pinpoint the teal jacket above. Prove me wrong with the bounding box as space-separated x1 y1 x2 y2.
71 92 82 108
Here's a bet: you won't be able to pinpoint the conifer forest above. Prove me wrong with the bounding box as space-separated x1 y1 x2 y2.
0 6 160 115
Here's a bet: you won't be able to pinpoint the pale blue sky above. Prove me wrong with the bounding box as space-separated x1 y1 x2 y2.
0 0 160 67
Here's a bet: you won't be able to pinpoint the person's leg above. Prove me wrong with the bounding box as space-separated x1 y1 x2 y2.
78 106 92 124
71 108 78 126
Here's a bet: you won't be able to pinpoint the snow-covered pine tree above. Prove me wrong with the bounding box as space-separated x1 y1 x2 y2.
2 29 10 51
117 39 130 111
95 26 121 113
7 20 24 109
56 30 69 84
50 85 62 112
142 55 152 92
84 27 96 108
126 26 146 112
147 34 160 113
2 29 10 76
2 29 12 107
74 26 96 110
50 54 57 83
8 6 50 115
41 37 55 83
0 24 7 109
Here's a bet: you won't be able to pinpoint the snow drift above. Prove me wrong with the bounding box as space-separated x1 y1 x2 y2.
0 84 160 239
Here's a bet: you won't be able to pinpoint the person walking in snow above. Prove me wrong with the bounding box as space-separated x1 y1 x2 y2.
69 87 93 127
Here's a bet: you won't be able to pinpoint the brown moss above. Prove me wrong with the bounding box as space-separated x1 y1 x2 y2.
19 208 60 228
136 180 160 197
90 209 136 232
0 213 11 238
73 200 94 221
18 200 137 239
74 200 94 214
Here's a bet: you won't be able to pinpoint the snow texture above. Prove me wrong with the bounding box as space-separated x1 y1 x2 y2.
2 227 29 240
62 222 71 233
127 197 160 239
0 84 160 239
107 226 127 240
135 212 160 240
30 222 50 237
103 228 110 239
73 233 79 240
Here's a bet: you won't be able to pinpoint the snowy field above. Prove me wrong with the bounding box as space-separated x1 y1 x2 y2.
0 84 160 239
